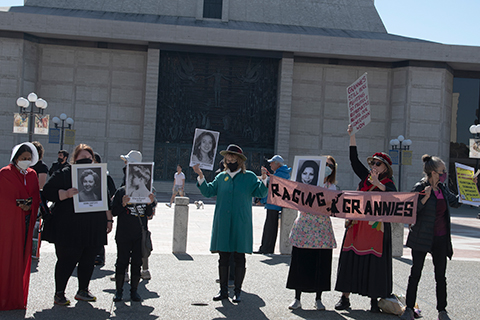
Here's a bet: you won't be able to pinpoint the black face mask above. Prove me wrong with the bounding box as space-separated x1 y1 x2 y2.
58 157 64 164
76 158 93 164
227 162 238 172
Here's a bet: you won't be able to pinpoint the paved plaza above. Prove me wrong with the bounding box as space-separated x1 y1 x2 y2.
2 195 480 319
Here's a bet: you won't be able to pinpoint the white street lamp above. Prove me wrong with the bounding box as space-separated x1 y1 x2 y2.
15 92 48 142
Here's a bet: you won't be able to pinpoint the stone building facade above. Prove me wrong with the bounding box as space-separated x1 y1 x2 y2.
1 0 479 191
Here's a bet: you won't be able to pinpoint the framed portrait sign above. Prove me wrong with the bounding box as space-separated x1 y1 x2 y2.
72 163 108 213
125 162 154 203
189 128 220 171
291 156 327 187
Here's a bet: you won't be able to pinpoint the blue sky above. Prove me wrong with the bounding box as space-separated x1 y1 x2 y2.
1 0 479 47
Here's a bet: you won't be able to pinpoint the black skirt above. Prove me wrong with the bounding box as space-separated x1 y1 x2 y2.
334 222 393 298
286 246 333 292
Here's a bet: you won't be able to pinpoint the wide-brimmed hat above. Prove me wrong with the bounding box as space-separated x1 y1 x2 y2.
219 144 247 161
120 150 142 163
367 152 393 177
10 142 39 167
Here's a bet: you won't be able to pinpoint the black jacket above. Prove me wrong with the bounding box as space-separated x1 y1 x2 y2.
406 180 461 259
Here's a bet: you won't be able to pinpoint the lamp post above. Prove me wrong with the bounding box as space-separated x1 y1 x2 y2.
16 92 48 142
390 135 412 191
52 113 74 150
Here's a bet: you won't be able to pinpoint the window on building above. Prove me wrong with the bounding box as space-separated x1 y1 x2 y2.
203 0 222 19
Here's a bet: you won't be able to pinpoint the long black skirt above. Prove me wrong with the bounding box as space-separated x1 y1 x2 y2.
334 222 392 298
286 246 333 292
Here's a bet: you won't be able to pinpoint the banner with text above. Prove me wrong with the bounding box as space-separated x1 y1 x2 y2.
455 162 480 206
268 175 418 224
347 73 371 134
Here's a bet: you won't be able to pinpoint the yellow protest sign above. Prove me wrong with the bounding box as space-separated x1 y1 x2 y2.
455 162 480 206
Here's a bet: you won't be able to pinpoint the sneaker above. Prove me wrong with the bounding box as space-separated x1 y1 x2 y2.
165 203 171 208
141 270 151 280
75 289 97 302
288 299 301 310
334 295 350 310
438 310 451 320
400 307 415 320
315 299 326 311
54 292 70 306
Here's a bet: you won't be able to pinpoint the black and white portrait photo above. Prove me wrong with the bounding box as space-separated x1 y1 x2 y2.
72 163 108 213
126 162 154 203
189 128 220 171
292 156 327 187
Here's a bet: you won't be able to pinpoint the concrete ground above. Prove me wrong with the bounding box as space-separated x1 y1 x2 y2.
2 195 480 319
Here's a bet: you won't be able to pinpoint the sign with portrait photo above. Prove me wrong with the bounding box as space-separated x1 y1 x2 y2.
469 139 480 159
125 162 154 203
72 163 108 213
189 128 220 171
291 156 327 187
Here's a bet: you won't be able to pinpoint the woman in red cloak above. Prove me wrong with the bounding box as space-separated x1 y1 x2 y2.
0 142 40 310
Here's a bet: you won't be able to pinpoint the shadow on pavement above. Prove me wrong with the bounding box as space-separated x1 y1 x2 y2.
111 302 157 319
32 302 111 319
213 291 267 320
258 255 291 267
173 253 194 261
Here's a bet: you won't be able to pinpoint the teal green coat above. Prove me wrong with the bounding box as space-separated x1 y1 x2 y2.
197 170 268 253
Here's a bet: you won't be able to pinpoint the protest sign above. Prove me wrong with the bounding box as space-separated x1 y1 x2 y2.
347 73 371 134
469 139 480 158
267 175 417 224
455 162 480 206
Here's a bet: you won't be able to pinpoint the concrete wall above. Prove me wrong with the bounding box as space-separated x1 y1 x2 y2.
23 0 386 32
289 61 453 191
0 38 148 185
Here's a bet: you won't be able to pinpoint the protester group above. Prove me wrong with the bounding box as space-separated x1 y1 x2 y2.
0 123 466 320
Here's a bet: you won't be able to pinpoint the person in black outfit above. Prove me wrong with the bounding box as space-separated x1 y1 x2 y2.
31 141 49 189
49 150 69 176
112 186 156 302
42 144 113 306
93 152 116 266
399 155 465 320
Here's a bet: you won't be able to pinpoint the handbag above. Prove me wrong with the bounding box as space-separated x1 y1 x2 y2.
137 215 153 258
378 294 406 315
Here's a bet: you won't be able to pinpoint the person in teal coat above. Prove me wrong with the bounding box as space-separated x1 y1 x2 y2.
193 144 268 303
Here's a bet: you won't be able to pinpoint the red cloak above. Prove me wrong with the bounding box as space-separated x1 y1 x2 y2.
0 164 39 310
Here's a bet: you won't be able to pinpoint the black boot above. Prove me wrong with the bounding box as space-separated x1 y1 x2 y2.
232 267 246 303
114 270 125 302
370 297 380 313
213 266 229 301
334 295 350 310
130 274 142 302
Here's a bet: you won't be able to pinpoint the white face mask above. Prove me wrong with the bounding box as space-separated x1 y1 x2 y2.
17 160 31 170
325 166 332 177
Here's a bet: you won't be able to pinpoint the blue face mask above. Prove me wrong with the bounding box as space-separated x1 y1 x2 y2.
325 166 332 177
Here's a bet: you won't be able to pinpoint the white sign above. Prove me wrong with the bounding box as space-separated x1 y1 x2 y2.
72 163 109 213
189 128 220 171
125 162 154 203
347 73 371 134
469 139 480 159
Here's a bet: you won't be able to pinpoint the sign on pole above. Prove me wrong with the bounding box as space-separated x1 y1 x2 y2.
455 162 480 206
49 128 60 144
34 114 49 135
347 73 371 134
64 129 76 145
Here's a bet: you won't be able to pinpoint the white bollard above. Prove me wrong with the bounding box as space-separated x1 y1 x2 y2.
172 196 189 253
391 222 404 257
279 208 298 255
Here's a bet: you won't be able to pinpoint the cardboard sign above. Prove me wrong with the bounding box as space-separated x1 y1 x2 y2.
347 73 371 134
267 175 418 224
455 162 480 206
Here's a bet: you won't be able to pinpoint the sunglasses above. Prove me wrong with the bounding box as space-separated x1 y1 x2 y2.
326 163 335 170
370 161 384 167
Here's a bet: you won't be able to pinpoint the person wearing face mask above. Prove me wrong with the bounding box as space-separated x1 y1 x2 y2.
399 155 464 320
42 144 113 306
193 144 268 303
255 155 292 254
334 124 397 313
0 142 40 310
48 150 69 176
286 156 337 311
